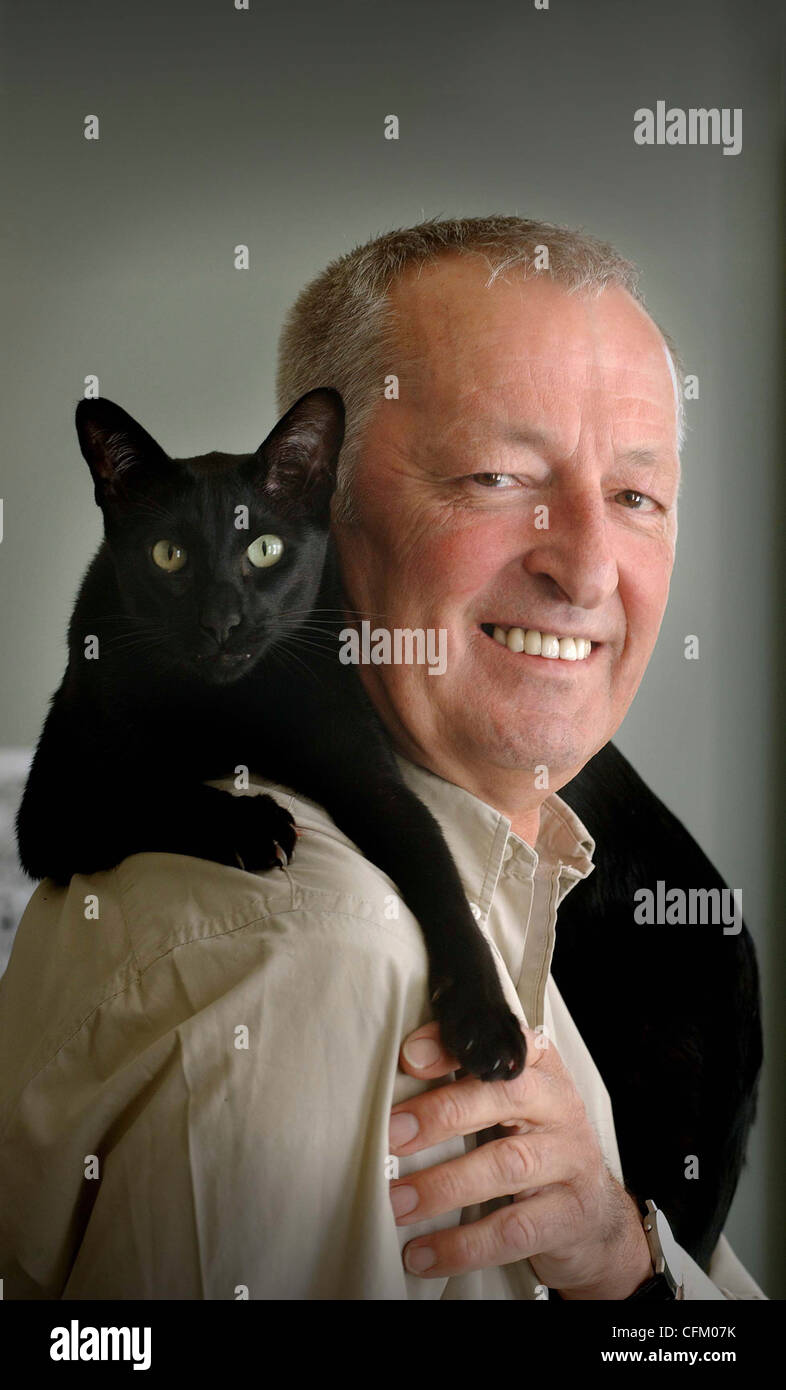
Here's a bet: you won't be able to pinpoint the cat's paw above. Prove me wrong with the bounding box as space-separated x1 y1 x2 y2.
430 976 527 1082
225 793 298 873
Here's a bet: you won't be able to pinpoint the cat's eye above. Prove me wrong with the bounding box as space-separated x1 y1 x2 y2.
247 534 284 568
152 539 187 572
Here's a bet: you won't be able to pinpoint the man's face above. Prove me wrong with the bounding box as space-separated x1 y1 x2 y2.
333 257 680 805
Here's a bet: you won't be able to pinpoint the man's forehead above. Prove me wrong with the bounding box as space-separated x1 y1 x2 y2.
388 258 679 438
392 261 663 374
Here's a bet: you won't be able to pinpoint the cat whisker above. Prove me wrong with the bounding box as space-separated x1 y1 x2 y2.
102 626 167 643
266 619 363 641
271 633 338 660
103 639 164 657
101 619 168 637
272 634 328 671
99 614 164 624
101 618 167 629
102 631 168 655
275 607 390 620
268 639 315 684
102 643 165 664
270 629 343 648
267 623 342 644
270 615 346 627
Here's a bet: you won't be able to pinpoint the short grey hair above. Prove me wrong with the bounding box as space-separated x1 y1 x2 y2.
275 215 685 524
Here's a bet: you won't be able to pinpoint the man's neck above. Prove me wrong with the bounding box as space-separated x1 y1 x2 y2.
507 806 543 849
394 743 544 849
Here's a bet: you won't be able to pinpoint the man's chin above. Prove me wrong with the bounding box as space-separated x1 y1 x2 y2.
459 721 601 785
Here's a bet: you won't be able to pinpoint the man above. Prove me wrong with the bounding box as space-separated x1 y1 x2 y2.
0 216 766 1298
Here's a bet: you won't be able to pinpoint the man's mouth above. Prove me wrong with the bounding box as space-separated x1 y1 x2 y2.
479 622 595 662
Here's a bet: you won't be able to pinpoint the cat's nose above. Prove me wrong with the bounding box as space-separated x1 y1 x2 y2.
200 612 242 647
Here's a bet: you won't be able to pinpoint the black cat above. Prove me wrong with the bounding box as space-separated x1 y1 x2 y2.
16 388 526 1082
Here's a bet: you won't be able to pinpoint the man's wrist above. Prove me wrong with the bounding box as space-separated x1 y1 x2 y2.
553 1249 654 1300
550 1191 654 1300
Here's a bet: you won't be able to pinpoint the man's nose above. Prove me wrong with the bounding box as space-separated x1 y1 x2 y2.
522 489 618 609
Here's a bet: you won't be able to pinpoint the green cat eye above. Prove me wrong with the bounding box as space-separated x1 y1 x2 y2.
152 539 187 572
247 534 284 568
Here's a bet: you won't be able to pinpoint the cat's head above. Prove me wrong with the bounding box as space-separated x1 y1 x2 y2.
76 389 345 686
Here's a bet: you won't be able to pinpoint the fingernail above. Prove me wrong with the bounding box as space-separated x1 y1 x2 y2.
405 1245 436 1274
403 1036 442 1068
389 1184 419 1218
389 1112 419 1148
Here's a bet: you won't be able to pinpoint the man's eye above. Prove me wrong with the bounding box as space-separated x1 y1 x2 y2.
470 473 517 488
616 489 658 511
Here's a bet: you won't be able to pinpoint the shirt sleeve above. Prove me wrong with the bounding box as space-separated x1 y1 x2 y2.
677 1232 768 1300
57 904 433 1300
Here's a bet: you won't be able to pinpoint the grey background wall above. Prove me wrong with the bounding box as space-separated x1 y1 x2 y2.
1 0 782 1293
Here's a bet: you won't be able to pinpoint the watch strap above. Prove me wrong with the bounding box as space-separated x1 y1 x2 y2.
627 1272 676 1300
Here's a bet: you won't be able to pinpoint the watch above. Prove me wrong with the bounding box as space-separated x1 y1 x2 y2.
627 1199 685 1300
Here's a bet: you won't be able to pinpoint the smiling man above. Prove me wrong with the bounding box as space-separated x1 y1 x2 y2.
332 259 680 844
0 216 765 1300
274 216 763 1300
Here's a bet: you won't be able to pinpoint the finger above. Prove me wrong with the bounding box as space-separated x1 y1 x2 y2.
397 1022 459 1078
389 1130 572 1227
389 1059 564 1156
401 1188 580 1279
398 1021 555 1082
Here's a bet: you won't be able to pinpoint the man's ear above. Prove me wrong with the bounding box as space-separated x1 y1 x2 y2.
75 397 173 506
253 388 345 518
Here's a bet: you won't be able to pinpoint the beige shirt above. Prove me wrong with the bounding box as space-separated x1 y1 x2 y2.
0 754 767 1300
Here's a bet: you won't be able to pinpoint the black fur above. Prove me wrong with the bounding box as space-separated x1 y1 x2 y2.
558 742 763 1271
16 390 526 1083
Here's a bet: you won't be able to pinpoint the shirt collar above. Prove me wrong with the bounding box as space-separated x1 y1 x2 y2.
392 751 595 915
228 753 596 916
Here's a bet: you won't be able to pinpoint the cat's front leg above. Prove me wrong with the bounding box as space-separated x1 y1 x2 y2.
92 783 298 880
427 930 527 1083
206 787 299 873
18 771 297 885
297 761 527 1082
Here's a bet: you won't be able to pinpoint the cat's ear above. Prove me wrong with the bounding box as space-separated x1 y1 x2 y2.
253 388 345 518
76 397 173 506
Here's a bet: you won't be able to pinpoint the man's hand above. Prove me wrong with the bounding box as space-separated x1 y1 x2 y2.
388 1021 653 1298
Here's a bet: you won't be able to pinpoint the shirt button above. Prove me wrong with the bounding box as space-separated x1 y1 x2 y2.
468 901 482 920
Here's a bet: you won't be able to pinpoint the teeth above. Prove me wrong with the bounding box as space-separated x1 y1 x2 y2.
489 626 593 661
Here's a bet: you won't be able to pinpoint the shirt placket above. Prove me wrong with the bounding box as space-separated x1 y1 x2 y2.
515 862 562 1029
